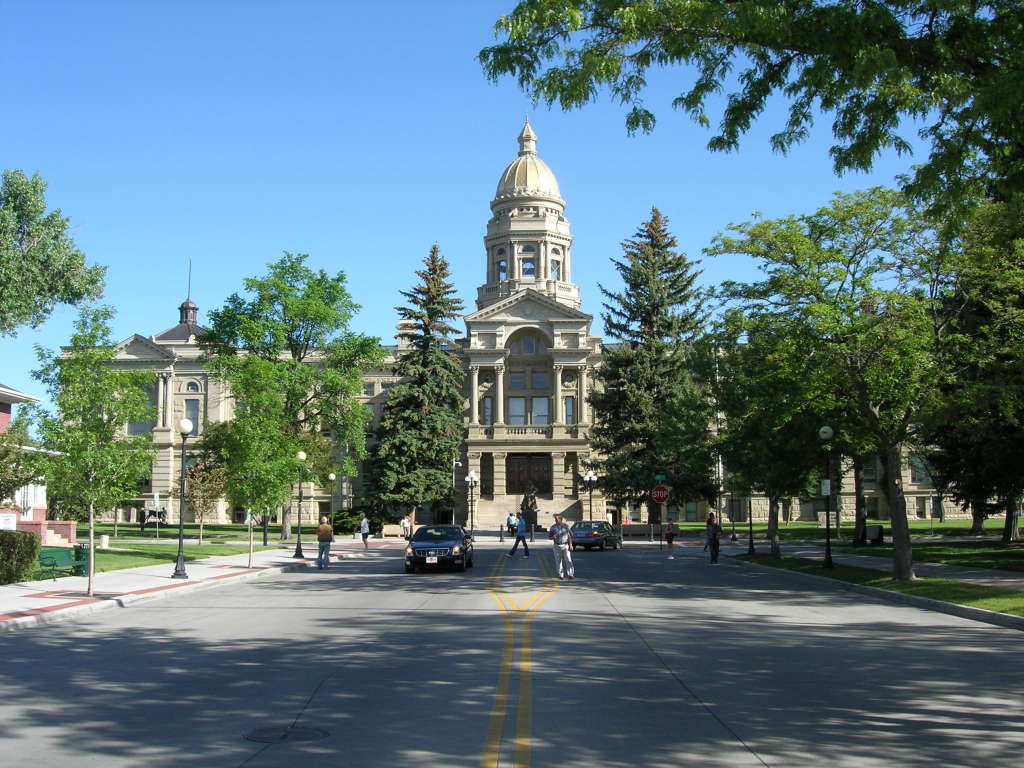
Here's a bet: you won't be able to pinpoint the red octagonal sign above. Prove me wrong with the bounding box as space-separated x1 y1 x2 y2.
650 485 670 504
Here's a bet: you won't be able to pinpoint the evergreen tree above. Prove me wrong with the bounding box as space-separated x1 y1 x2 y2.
590 208 716 514
368 246 465 521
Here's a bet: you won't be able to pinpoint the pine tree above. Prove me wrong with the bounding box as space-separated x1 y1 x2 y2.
368 245 465 520
590 208 716 512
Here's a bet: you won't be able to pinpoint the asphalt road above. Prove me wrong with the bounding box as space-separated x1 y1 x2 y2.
2 540 1021 768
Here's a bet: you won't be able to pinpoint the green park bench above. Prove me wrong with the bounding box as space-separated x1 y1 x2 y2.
38 547 90 580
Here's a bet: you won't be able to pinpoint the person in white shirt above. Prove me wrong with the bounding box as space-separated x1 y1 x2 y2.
548 513 574 580
359 513 370 551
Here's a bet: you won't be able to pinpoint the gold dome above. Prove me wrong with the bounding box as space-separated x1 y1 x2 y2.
494 120 562 202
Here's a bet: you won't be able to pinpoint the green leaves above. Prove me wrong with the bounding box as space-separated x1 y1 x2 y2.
0 170 105 335
591 208 716 503
368 246 465 512
480 1 1024 212
32 305 155 516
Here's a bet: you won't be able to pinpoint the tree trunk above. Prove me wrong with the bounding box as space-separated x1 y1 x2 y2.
262 512 269 546
782 497 791 525
852 456 867 546
198 512 204 545
970 497 986 533
280 505 292 540
767 494 781 557
1002 497 1020 543
882 443 915 580
87 501 96 597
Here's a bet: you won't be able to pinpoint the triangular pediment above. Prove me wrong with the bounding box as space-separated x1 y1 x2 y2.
114 334 177 362
466 289 591 325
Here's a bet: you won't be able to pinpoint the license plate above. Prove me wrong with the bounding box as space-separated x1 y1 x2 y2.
426 556 438 564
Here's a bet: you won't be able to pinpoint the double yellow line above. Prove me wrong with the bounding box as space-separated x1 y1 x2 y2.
480 553 560 768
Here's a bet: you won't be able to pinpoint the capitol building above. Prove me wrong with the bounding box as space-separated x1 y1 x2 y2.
109 122 953 530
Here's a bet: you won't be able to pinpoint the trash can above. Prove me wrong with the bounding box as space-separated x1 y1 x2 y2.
72 544 90 577
100 534 110 549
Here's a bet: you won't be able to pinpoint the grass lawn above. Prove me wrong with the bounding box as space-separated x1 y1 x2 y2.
79 521 322 542
668 517 1004 541
36 543 279 579
836 540 1024 572
738 553 1024 617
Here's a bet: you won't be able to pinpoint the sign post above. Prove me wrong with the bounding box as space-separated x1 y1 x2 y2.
650 485 670 543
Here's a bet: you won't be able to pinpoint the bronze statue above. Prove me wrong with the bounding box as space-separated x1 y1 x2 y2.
520 485 538 525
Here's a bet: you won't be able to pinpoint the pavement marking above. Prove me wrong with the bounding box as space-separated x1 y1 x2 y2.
481 552 560 768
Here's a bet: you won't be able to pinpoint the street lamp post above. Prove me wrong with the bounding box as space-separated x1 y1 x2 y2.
327 472 336 532
819 425 835 568
171 418 193 579
465 470 478 534
582 470 598 520
452 459 462 525
293 450 307 559
747 496 755 555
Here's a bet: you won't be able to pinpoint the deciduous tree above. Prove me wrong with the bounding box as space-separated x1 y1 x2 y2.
33 306 155 595
710 187 953 580
0 170 105 335
199 253 382 538
480 1 1024 212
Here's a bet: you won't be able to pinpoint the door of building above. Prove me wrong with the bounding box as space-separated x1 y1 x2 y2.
506 454 551 494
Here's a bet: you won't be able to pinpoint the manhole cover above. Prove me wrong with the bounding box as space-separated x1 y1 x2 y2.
244 726 329 743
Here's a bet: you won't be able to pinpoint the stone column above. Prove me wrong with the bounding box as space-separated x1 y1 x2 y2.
553 365 563 424
551 452 565 500
495 365 505 425
164 372 174 426
579 366 589 424
469 366 479 425
492 452 507 497
156 373 166 427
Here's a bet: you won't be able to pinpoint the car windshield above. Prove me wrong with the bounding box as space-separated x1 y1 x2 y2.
412 526 461 541
571 522 598 530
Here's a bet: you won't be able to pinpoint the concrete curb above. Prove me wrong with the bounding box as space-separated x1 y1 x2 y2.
730 555 1024 632
0 561 298 634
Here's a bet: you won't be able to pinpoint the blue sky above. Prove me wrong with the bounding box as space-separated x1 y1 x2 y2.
2 1 925 408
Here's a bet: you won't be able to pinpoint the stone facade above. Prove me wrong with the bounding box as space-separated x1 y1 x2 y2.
106 122 964 529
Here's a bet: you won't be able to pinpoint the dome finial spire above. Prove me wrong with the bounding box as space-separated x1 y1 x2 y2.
518 118 537 156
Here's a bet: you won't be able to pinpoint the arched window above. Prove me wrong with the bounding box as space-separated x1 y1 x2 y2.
550 260 561 280
497 259 507 280
508 332 547 355
186 381 200 393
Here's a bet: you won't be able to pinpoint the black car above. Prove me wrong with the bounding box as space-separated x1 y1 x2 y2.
570 521 621 551
405 525 474 573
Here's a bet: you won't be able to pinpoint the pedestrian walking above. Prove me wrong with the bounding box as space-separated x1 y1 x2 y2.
706 512 722 565
548 513 574 579
505 511 530 558
400 515 412 539
664 521 676 560
316 516 334 569
360 512 370 552
506 512 517 538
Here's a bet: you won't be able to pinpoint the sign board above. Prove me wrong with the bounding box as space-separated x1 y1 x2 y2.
650 485 670 504
0 514 16 531
820 479 831 496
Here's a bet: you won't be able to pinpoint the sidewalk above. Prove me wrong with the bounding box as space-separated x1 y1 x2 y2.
0 540 386 633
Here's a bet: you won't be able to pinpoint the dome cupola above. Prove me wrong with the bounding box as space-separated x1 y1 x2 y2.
493 120 562 203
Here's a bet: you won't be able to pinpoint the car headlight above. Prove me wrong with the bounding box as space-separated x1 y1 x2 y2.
405 547 413 556
452 545 461 554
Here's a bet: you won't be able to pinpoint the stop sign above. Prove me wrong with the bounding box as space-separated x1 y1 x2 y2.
650 485 670 504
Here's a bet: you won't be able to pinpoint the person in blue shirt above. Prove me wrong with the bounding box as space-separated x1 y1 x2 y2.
505 511 530 558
